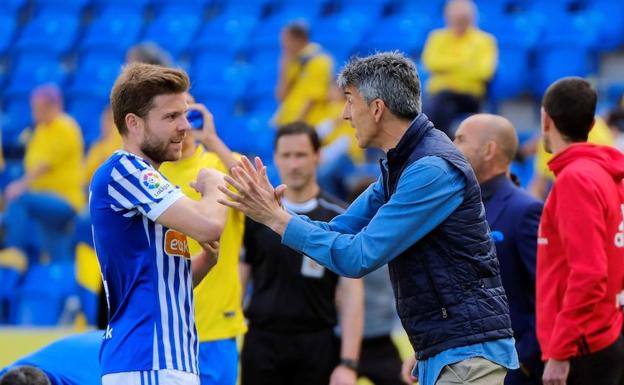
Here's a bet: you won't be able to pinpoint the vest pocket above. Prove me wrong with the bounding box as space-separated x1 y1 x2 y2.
421 258 448 319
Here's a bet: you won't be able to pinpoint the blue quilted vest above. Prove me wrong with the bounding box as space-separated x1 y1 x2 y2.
381 114 513 359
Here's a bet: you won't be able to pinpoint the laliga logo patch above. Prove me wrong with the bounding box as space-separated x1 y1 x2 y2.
140 169 171 199
164 230 190 259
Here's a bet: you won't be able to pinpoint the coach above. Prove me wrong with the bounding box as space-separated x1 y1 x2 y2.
219 52 518 385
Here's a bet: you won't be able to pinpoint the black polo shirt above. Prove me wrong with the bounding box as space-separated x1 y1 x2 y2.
242 192 346 334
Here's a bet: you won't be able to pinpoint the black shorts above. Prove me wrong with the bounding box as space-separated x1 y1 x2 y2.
241 327 339 385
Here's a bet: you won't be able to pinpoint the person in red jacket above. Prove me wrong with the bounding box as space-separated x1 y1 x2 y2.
537 77 624 385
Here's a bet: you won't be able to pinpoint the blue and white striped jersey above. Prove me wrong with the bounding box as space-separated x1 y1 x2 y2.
90 150 199 376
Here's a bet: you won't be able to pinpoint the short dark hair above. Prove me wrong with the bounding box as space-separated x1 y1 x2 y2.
337 52 421 121
0 366 50 385
274 122 320 153
284 20 309 41
542 77 597 142
110 62 189 135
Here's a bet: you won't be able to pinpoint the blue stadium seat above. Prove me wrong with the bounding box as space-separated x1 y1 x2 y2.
14 11 80 56
537 11 599 49
151 0 214 9
246 49 278 99
247 13 316 53
69 52 123 98
11 262 77 325
142 5 203 58
66 95 108 148
244 112 274 159
356 13 434 57
311 13 372 60
2 98 32 150
0 267 22 324
1 0 28 15
33 0 90 15
481 14 539 102
191 56 252 100
92 0 149 12
194 12 257 55
400 0 446 17
533 46 593 96
80 8 144 56
584 2 624 51
190 94 236 133
0 14 17 55
5 54 66 98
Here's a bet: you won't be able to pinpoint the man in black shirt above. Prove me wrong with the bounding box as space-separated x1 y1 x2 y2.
240 122 364 385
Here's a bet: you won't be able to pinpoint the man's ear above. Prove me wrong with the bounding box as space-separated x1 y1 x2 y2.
483 140 497 162
125 113 142 135
371 99 385 123
541 108 551 133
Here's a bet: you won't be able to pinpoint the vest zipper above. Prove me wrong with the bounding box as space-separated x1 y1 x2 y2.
421 259 448 319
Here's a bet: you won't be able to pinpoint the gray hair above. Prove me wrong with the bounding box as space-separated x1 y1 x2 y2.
337 52 421 120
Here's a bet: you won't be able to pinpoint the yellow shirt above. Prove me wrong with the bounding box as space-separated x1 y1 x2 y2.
160 146 247 341
322 101 365 164
85 131 122 184
24 114 85 211
274 43 334 127
535 116 614 179
422 27 498 97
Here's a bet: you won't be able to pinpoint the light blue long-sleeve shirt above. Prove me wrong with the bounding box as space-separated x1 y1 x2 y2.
282 155 465 278
282 155 519 384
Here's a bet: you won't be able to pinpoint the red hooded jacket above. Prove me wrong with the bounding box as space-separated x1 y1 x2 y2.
537 143 624 360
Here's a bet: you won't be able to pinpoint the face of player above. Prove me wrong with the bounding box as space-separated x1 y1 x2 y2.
274 133 319 192
342 85 380 149
140 93 190 164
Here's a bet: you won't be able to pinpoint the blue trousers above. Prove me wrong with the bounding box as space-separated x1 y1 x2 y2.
5 192 76 263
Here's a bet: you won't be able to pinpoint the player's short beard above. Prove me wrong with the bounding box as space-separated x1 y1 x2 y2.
141 124 176 164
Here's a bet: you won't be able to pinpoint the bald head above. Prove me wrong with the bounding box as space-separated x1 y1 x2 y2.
445 0 476 35
454 114 518 183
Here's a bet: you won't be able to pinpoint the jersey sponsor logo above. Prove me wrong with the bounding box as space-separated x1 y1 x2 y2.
614 204 624 248
164 229 191 259
141 169 171 199
104 325 113 339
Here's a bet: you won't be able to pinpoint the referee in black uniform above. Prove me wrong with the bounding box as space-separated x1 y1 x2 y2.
240 122 364 385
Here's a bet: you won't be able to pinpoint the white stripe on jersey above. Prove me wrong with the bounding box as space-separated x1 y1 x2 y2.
185 262 199 373
102 369 199 385
119 154 142 174
176 258 190 372
143 217 151 247
111 167 151 216
108 185 135 210
155 223 173 369
167 255 183 370
152 323 159 371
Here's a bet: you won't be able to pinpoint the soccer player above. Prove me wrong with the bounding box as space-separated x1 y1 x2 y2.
90 63 227 385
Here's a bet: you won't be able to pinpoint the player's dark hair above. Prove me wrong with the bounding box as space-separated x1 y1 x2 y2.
274 121 321 153
542 77 596 142
0 366 51 385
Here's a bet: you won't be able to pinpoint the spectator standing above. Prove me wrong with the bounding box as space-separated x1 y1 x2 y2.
421 0 497 138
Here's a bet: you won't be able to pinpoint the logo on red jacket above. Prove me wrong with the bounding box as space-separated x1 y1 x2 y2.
615 204 624 248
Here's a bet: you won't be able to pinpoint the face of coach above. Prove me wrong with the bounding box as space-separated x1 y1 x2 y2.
338 52 423 153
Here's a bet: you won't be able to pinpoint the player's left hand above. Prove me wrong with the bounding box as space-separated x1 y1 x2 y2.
199 240 220 270
329 364 357 385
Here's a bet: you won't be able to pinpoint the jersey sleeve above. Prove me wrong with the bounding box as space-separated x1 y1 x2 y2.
107 155 184 221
